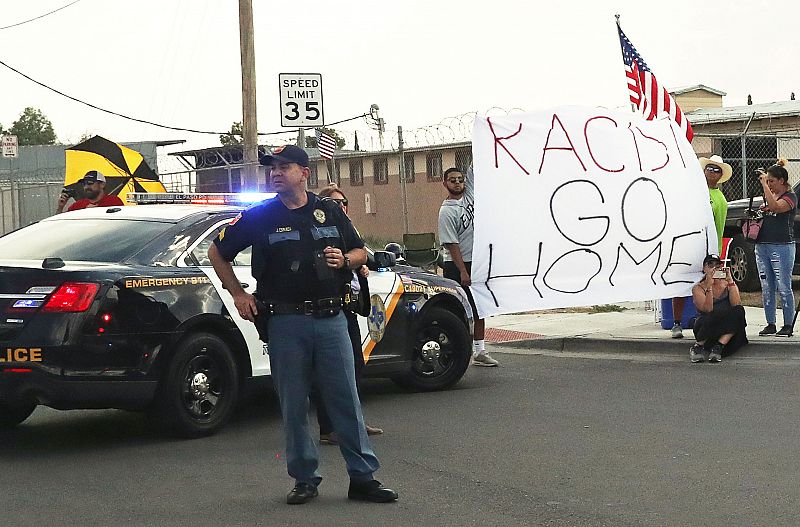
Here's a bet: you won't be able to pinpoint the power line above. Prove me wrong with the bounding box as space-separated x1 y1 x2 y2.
0 58 366 136
0 1 82 31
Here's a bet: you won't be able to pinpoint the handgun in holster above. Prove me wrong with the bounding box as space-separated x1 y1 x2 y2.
253 298 270 342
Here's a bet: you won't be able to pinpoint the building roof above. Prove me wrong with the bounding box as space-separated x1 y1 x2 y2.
687 100 800 124
670 84 727 96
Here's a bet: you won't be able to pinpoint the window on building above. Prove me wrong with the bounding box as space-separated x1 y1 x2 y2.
454 148 472 173
373 156 388 185
403 153 415 183
350 159 364 186
308 163 319 188
426 152 443 181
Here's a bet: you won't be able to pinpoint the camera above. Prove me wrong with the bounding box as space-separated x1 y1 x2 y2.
61 186 77 199
713 267 728 279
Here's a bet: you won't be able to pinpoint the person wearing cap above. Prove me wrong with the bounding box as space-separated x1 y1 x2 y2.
56 170 124 213
688 254 747 363
207 145 397 505
670 155 732 339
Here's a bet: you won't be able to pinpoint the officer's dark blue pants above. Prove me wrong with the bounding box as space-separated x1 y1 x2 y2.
268 311 380 487
315 311 363 435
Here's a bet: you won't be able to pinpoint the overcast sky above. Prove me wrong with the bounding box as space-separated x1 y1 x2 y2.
0 0 796 155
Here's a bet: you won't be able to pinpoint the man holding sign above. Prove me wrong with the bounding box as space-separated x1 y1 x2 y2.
670 155 731 339
468 107 717 317
439 167 499 367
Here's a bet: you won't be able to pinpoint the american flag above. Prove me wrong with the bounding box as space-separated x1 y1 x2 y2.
617 23 694 142
315 129 336 159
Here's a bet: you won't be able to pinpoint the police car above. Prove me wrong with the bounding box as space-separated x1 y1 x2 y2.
0 193 474 437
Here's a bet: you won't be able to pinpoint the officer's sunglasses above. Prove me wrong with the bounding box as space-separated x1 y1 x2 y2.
332 198 348 207
447 177 465 183
705 165 722 173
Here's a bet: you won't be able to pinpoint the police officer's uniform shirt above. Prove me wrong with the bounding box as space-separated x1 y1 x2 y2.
214 192 364 303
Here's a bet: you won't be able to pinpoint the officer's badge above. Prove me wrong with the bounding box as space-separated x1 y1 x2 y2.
313 209 326 224
367 295 387 342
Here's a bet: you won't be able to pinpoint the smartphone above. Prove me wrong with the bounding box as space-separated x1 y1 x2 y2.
713 268 727 279
313 250 335 280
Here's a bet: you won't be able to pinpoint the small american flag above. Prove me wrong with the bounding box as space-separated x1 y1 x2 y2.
617 22 693 142
315 129 336 160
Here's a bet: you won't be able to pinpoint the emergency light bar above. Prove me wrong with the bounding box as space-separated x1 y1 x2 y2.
127 192 277 206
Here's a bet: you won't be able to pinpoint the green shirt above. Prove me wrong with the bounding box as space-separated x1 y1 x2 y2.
709 187 728 252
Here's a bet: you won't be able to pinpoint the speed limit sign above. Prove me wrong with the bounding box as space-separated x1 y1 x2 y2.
278 73 324 127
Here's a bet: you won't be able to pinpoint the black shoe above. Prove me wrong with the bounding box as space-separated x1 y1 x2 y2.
348 479 398 503
286 483 318 505
759 324 777 336
776 325 794 337
708 344 723 363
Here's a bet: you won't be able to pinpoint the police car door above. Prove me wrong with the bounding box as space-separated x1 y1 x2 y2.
182 218 271 377
360 258 405 363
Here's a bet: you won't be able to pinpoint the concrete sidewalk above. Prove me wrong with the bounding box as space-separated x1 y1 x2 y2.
484 301 798 354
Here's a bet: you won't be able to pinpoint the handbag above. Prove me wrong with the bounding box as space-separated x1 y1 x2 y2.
741 193 764 242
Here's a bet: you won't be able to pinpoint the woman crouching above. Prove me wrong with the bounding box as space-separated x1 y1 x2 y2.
689 254 748 363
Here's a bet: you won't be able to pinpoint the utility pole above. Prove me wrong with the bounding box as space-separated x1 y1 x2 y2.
238 0 259 191
398 125 409 234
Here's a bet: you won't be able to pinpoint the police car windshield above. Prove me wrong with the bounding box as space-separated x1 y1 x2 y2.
0 218 174 262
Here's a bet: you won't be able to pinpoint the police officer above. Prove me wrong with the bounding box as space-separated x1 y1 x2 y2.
207 145 397 505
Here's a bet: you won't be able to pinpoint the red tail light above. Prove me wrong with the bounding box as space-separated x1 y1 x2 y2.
43 283 99 312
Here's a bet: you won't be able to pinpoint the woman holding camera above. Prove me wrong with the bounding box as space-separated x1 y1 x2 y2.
689 255 747 363
755 158 797 337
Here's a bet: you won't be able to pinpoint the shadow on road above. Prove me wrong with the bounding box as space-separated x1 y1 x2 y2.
0 389 284 459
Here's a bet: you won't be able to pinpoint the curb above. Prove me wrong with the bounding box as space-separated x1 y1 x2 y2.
492 336 800 355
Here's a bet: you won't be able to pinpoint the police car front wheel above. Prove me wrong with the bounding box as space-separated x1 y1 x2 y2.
152 332 240 438
392 307 471 392
0 400 37 428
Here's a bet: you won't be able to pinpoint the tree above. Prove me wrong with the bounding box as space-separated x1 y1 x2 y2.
220 122 243 146
305 127 346 150
9 107 56 145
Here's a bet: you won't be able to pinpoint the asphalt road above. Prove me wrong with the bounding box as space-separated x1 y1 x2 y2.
3 346 800 527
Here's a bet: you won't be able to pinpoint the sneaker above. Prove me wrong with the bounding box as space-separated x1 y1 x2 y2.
708 344 723 363
759 324 777 336
776 325 794 337
671 323 684 339
366 425 384 436
689 343 704 363
319 432 338 445
472 353 499 367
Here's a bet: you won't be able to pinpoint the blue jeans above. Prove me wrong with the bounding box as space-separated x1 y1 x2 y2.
267 312 379 487
755 243 796 326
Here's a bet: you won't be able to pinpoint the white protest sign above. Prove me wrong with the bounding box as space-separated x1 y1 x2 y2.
470 106 716 317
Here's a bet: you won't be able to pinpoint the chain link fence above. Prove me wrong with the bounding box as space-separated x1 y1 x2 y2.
693 131 800 201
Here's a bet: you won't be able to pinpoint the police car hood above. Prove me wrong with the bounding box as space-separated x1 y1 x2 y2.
395 266 473 321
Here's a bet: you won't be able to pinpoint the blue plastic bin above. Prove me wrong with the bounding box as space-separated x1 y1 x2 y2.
660 297 697 330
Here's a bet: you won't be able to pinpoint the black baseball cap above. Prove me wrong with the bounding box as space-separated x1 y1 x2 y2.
259 145 309 168
703 254 722 266
83 170 106 183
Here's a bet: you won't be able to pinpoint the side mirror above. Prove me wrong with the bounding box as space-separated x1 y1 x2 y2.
372 250 396 270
